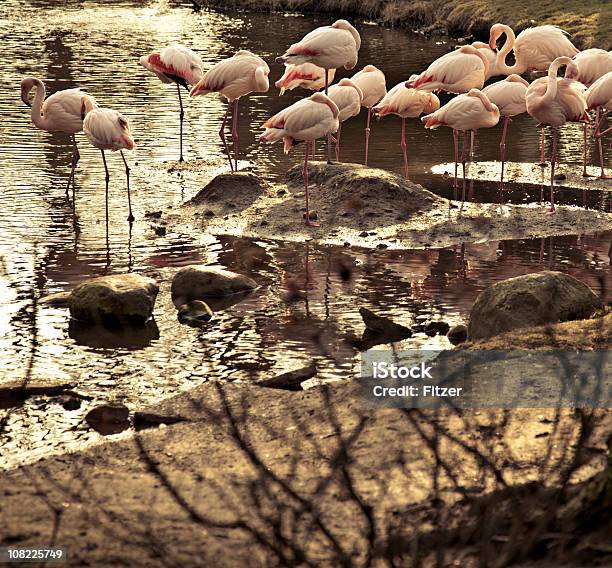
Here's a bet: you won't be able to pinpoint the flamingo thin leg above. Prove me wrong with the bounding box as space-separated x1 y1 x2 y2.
121 150 134 223
469 130 475 161
582 121 592 177
219 101 234 173
595 109 611 179
549 128 558 213
335 123 342 162
453 129 459 193
177 84 185 162
401 118 408 178
101 149 110 229
325 70 332 164
499 116 509 192
460 131 468 202
538 126 546 166
66 134 80 203
232 98 240 171
304 141 319 227
365 107 372 166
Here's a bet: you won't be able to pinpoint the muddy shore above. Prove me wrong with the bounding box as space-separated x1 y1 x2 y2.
191 0 611 50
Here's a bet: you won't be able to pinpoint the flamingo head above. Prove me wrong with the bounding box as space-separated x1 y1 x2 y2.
488 23 507 50
20 77 40 107
564 61 581 80
310 92 340 118
337 78 364 101
332 20 361 50
424 93 441 113
80 96 97 120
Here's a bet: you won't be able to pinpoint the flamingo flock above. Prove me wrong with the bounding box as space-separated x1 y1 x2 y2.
21 19 611 228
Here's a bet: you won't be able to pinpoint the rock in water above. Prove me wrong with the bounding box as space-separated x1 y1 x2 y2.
171 266 258 304
69 274 159 326
85 404 130 435
447 324 468 345
177 300 214 325
359 307 413 337
468 271 602 340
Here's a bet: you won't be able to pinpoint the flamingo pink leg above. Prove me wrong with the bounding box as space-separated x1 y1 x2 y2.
549 128 558 213
499 116 509 192
469 130 475 161
335 123 342 162
101 149 110 230
595 109 611 179
582 121 593 177
219 101 234 173
538 126 546 166
304 141 319 227
453 128 459 193
325 70 332 164
365 107 372 166
66 134 80 203
460 131 468 202
401 118 408 178
121 150 134 223
177 84 185 162
232 98 240 171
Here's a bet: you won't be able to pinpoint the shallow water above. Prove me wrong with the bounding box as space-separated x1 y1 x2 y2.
0 0 610 469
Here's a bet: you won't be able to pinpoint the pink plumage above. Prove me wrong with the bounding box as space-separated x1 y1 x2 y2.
571 49 612 87
275 63 335 95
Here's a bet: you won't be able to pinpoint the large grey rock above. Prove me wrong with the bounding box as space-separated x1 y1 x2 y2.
171 266 258 304
68 274 159 326
468 271 602 340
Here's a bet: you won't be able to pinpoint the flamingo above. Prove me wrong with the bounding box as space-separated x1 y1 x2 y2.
407 45 489 94
260 92 340 227
275 63 335 95
489 24 579 75
190 50 269 172
422 89 500 200
81 98 136 224
350 65 387 165
21 77 97 200
482 74 529 190
568 49 612 176
470 41 502 80
585 71 612 179
140 44 203 162
275 19 361 162
525 56 588 212
327 78 363 161
372 78 440 178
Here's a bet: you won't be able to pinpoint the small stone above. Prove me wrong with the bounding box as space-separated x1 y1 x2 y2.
62 396 81 411
424 321 450 336
360 308 412 338
85 404 130 435
447 324 468 345
260 220 269 226
359 231 368 237
144 211 162 219
203 209 215 217
553 173 566 181
376 243 388 249
171 266 258 303
177 300 214 325
302 210 318 221
154 226 167 237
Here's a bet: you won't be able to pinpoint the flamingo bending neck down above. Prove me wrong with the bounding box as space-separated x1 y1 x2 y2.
525 56 588 212
21 77 97 201
81 98 136 225
275 63 336 95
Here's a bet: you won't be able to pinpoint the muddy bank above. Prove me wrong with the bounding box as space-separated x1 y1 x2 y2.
191 0 610 50
162 162 612 250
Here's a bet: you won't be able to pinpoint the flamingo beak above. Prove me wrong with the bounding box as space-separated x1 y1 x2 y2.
21 88 31 107
489 36 497 50
189 83 203 97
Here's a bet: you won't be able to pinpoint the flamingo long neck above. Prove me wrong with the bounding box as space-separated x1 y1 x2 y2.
540 58 567 106
30 79 50 130
495 26 527 75
470 90 496 112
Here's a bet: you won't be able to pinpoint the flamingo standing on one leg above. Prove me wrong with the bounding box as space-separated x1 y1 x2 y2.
372 79 440 178
422 89 500 201
190 51 269 172
81 98 136 224
525 56 588 212
585 71 612 179
21 77 97 200
275 63 335 95
567 49 612 176
350 65 386 165
275 19 361 163
327 79 363 161
140 44 204 162
260 93 339 227
482 74 529 190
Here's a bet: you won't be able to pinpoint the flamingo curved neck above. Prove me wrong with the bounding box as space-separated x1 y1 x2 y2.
541 59 566 106
30 79 49 130
495 26 527 75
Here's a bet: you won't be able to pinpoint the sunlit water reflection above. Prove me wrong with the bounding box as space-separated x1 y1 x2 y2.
0 0 610 469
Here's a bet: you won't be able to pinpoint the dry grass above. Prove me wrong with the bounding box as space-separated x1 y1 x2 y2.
194 0 610 49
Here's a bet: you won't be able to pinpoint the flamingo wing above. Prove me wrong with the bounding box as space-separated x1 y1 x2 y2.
586 71 612 110
515 26 579 71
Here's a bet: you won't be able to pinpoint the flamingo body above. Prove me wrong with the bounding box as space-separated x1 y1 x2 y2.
482 74 529 117
350 65 386 108
422 89 500 131
275 63 335 95
571 49 612 87
327 78 363 123
586 71 612 111
140 44 204 88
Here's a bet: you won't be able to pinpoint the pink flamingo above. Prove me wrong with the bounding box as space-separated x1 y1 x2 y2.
482 74 529 190
327 78 363 161
585 71 612 179
568 49 612 176
260 93 340 227
422 89 500 200
350 65 387 165
190 51 269 172
140 44 204 162
372 79 440 178
81 98 136 223
407 45 490 94
470 41 502 80
525 56 588 212
275 19 361 162
275 63 335 95
21 77 97 199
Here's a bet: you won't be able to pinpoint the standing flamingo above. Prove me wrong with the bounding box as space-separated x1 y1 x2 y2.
372 79 440 178
407 45 490 94
350 65 386 165
21 77 97 199
327 79 363 161
482 74 529 190
190 51 269 172
585 71 612 179
422 89 500 200
260 93 339 227
140 44 204 162
568 49 612 176
525 56 588 212
275 19 361 162
275 63 335 95
81 98 136 224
